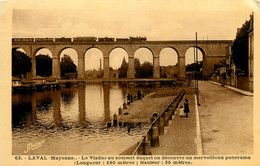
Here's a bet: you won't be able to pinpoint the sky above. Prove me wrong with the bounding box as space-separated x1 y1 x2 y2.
12 0 258 69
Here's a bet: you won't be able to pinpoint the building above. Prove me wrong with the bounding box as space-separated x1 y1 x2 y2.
31 76 45 85
45 76 58 83
85 69 103 78
248 13 254 92
210 13 253 92
160 65 178 78
110 70 119 79
225 44 234 86
12 77 21 87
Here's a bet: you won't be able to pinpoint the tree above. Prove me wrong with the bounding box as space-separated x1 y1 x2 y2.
118 57 128 78
134 58 141 69
134 58 153 78
109 67 114 71
36 54 52 77
232 20 250 74
134 58 141 78
60 54 77 77
140 61 153 78
12 48 32 78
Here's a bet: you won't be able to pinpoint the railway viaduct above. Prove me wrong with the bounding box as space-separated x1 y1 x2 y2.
12 39 232 80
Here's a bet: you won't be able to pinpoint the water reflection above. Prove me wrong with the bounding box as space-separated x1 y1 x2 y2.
103 83 110 123
12 93 33 128
53 90 62 126
78 85 87 126
12 83 148 155
31 93 37 124
61 86 76 105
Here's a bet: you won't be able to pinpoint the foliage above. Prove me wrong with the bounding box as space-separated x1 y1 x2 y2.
134 58 141 69
12 48 32 77
109 67 114 71
60 54 77 77
118 57 128 78
36 54 52 77
231 20 250 74
134 58 141 78
140 61 153 78
135 58 153 78
186 61 203 72
116 57 153 78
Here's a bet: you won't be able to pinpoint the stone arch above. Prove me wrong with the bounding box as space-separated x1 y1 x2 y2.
184 46 206 80
159 47 179 78
109 46 129 56
84 47 104 69
134 46 155 78
59 47 79 78
58 47 79 59
34 47 53 77
12 47 29 56
84 47 104 57
134 46 155 57
59 47 79 66
84 47 104 79
134 46 154 63
12 46 30 56
33 47 53 58
184 46 207 59
12 45 36 77
159 46 180 58
12 47 32 78
109 47 129 79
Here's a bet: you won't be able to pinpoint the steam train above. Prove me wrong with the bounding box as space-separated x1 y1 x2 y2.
55 37 71 42
12 36 147 43
129 36 147 41
73 37 97 42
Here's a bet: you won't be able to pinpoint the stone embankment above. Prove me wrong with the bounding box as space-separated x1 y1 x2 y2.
118 87 183 124
119 86 185 155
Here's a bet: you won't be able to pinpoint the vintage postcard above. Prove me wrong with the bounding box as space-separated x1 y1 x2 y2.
1 0 260 165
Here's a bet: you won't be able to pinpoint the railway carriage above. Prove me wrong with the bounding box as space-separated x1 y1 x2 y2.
116 38 129 42
129 36 147 41
73 37 97 42
55 38 71 42
35 38 54 42
12 38 34 42
98 37 114 42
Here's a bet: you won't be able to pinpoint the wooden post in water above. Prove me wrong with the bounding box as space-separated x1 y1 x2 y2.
107 121 112 127
113 114 117 127
118 108 123 115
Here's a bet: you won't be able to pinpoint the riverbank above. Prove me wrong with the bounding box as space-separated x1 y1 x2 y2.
118 87 183 124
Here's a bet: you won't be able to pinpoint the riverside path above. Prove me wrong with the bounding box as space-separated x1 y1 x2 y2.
151 81 253 155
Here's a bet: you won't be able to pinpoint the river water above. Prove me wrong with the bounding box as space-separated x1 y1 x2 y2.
12 83 149 155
